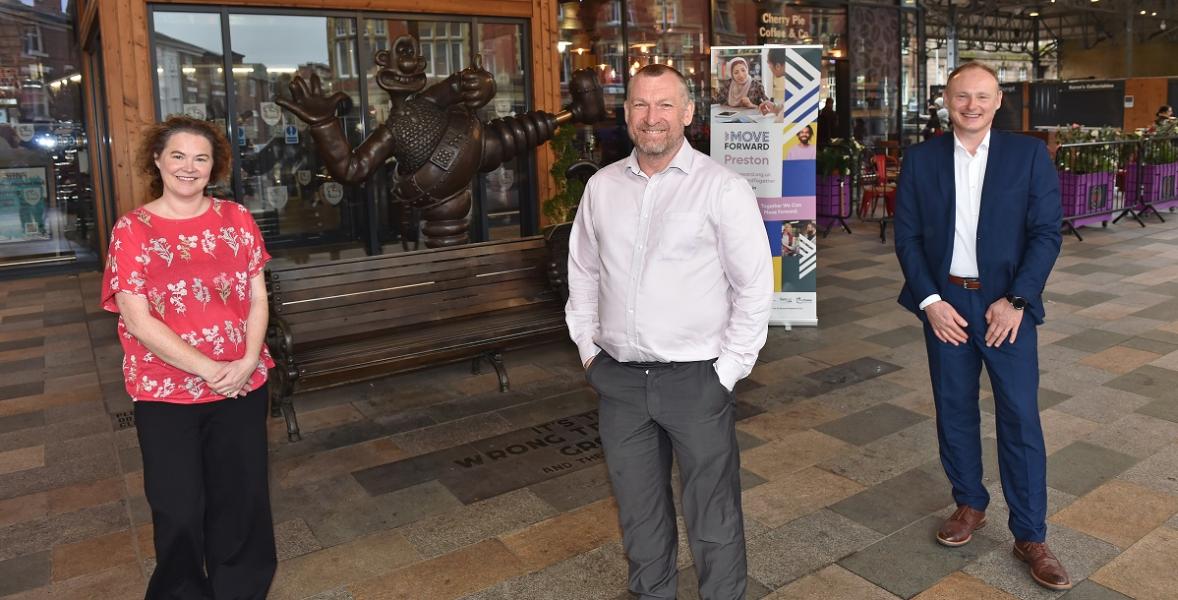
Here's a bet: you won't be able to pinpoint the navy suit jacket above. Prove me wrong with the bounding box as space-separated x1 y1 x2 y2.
894 130 1062 325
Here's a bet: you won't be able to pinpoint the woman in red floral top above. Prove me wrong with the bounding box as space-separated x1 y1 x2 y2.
101 115 276 598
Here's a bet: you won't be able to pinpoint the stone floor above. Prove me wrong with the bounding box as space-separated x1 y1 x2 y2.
3 213 1178 599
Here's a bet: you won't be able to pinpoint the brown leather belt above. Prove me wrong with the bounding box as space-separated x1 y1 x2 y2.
948 275 981 290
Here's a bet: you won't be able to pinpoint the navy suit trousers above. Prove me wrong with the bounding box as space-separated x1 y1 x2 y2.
923 284 1048 543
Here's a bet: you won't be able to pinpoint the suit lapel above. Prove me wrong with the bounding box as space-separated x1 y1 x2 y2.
937 134 956 269
977 130 1002 240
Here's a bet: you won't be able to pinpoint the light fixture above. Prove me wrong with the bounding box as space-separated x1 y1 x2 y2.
1151 11 1157 15
1029 8 1040 16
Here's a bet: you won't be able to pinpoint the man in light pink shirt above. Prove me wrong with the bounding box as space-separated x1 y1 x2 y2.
566 64 773 600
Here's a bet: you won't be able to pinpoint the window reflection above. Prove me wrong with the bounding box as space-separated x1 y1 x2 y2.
229 14 363 247
0 1 97 268
558 1 627 165
476 22 530 240
153 12 231 198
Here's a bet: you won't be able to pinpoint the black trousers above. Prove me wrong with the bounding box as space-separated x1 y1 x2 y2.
135 387 276 600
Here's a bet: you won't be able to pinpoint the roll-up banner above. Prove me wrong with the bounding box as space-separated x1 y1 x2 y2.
710 45 822 327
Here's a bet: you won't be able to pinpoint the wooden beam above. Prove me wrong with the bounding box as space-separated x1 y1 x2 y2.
532 0 560 226
147 0 531 18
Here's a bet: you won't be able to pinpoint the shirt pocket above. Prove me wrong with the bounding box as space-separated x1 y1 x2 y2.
656 211 705 260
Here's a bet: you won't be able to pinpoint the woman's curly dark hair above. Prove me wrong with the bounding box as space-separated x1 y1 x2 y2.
138 115 232 199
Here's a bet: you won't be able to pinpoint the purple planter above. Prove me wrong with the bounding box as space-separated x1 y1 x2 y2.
1058 171 1116 228
816 175 848 230
1125 162 1178 212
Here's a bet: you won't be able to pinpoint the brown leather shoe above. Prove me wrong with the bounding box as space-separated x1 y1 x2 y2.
936 505 987 547
1013 541 1072 591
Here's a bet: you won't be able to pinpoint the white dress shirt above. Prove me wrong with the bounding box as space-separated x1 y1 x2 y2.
565 141 773 390
919 130 990 310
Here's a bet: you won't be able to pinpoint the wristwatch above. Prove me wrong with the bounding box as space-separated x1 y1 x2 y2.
1005 294 1028 311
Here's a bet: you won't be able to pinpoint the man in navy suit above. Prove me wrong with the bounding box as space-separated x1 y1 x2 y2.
894 62 1070 591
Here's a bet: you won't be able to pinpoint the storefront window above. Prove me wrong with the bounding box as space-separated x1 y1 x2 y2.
900 9 923 145
229 14 365 248
558 1 627 165
152 12 231 198
849 4 900 148
627 0 709 151
0 2 97 270
151 9 532 257
711 1 849 141
474 21 531 240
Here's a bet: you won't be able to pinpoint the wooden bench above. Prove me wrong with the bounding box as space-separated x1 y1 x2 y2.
265 236 567 441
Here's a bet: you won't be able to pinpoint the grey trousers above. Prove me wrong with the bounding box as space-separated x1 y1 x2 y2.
587 353 747 600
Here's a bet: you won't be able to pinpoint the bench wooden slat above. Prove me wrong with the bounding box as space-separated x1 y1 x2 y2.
271 253 548 309
265 235 566 442
268 237 546 280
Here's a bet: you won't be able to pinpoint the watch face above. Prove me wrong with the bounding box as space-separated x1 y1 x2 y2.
1010 297 1027 310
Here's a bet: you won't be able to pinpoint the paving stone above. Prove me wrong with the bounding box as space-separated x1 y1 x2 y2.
741 430 848 481
0 335 43 353
1047 442 1140 497
1120 335 1178 356
274 518 322 561
0 381 44 401
1136 397 1178 424
964 524 1121 600
817 378 917 415
829 467 953 535
399 489 557 558
527 462 613 512
1083 413 1178 458
1054 330 1133 354
816 402 928 446
820 419 940 486
1104 364 1178 400
0 501 129 563
841 515 1000 598
499 498 622 573
306 480 463 547
494 388 598 429
0 410 45 436
747 509 881 588
807 356 903 389
1058 580 1133 600
1053 388 1154 424
461 543 629 600
863 325 925 349
267 529 420 600
1118 442 1178 496
1049 479 1178 549
352 444 480 497
765 564 900 599
671 564 773 600
743 466 865 529
0 550 51 596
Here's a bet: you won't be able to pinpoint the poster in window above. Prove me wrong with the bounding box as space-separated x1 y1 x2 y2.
0 165 53 243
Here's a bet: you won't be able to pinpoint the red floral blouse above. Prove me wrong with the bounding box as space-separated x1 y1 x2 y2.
101 198 275 403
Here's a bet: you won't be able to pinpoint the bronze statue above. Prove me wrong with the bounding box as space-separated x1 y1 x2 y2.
277 35 606 247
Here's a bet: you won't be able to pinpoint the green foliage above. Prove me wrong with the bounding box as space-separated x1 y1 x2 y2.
1142 119 1178 165
542 126 585 224
816 138 864 176
1054 125 1121 174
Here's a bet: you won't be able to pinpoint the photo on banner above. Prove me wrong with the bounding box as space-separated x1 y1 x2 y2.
710 45 822 327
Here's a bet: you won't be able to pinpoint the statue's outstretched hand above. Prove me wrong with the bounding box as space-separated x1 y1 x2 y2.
457 55 495 110
276 73 350 125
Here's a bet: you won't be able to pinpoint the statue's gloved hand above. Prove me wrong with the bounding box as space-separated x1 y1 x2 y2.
456 56 495 110
276 73 351 126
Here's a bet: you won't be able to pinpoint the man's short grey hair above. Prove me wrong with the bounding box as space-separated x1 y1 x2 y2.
626 64 692 104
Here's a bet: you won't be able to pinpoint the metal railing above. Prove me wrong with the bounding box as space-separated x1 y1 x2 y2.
1054 135 1178 241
